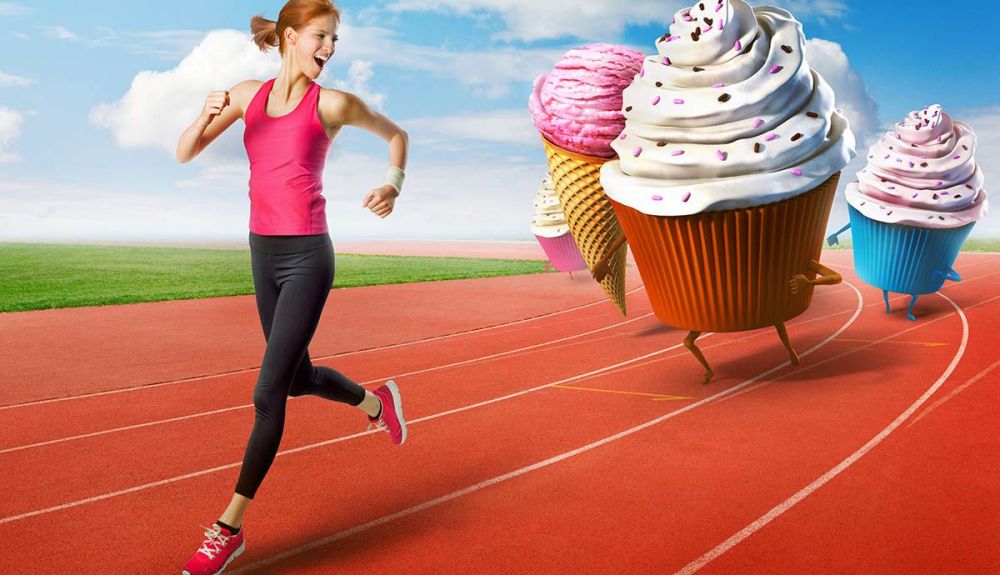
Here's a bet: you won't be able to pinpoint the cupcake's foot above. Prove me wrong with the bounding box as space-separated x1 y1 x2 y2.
883 289 891 314
683 331 714 384
774 322 800 366
906 295 920 321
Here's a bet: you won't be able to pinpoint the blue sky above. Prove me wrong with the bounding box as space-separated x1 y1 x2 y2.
0 0 997 242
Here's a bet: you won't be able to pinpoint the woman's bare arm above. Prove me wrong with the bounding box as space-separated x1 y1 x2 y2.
176 80 257 163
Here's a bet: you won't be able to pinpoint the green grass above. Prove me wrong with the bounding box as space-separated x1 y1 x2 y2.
0 243 551 313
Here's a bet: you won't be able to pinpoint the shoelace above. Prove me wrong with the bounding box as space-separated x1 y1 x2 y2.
197 525 231 560
367 418 388 433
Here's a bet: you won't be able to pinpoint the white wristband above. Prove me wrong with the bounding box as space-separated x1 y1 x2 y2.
384 166 405 194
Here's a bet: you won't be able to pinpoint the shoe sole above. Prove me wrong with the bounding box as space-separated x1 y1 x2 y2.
182 539 245 575
385 380 407 444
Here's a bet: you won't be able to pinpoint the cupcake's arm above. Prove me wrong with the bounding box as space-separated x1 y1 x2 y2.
932 267 962 283
788 260 843 294
592 234 627 283
826 223 851 247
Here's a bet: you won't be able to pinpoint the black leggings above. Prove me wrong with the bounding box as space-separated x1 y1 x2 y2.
235 231 367 499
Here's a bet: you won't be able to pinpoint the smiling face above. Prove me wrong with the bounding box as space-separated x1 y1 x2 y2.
285 15 339 79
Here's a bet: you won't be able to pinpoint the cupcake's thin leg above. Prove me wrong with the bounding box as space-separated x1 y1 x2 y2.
683 331 713 385
774 322 801 366
883 289 891 314
906 294 920 321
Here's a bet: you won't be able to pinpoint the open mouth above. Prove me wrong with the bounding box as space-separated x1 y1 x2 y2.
314 56 325 68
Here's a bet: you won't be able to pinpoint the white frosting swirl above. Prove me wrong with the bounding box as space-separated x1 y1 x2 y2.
529 175 571 238
600 0 855 216
846 105 988 229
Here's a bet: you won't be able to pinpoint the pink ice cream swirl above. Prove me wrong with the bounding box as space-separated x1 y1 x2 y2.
847 104 988 229
529 43 645 158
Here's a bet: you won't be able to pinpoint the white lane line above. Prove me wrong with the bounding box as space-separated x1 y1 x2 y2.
0 329 715 526
224 283 865 574
0 312 656 455
906 358 1000 429
674 291 969 575
0 286 646 411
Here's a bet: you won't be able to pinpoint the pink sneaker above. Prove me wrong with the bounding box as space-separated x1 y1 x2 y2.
181 523 245 575
368 380 407 444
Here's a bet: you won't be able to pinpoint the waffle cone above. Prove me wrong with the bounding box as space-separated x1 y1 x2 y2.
541 136 628 315
610 173 841 332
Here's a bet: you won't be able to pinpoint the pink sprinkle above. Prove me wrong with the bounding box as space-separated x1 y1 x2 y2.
937 180 943 186
619 133 627 140
734 40 742 51
715 2 723 11
673 98 685 104
716 149 728 161
640 67 645 77
769 65 784 74
671 149 685 157
718 20 725 31
909 162 915 168
884 154 890 159
791 169 803 176
702 26 711 33
937 135 944 142
912 193 918 198
753 118 764 129
888 185 895 190
952 154 960 160
713 82 726 88
633 147 643 158
652 195 663 201
664 35 676 43
652 96 661 105
663 56 671 65
682 192 692 202
764 133 778 141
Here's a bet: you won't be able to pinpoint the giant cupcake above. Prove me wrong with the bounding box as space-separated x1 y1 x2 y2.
600 0 856 383
530 174 588 274
530 43 645 315
828 104 988 320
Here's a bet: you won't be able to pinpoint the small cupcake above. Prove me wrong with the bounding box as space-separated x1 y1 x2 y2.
530 43 645 315
530 174 588 274
600 0 856 383
827 104 988 320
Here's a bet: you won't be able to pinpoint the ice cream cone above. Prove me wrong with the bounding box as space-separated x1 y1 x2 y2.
542 135 628 315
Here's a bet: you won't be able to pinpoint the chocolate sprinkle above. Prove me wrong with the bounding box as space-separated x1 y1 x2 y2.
659 34 668 43
693 66 704 72
699 2 705 9
791 132 803 141
655 81 663 87
754 143 762 153
656 141 668 147
625 106 633 112
691 31 700 41
781 45 793 53
920 162 928 167
704 17 714 25
718 93 731 102
933 194 939 200
806 112 819 118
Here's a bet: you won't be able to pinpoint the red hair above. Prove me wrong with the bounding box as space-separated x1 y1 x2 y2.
250 0 340 55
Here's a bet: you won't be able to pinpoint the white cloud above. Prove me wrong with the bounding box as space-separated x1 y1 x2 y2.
0 70 35 87
0 2 32 16
11 31 29 40
332 60 385 109
0 150 548 241
805 38 880 141
385 0 849 42
0 106 24 164
88 29 283 164
88 27 210 61
405 109 537 149
42 25 80 42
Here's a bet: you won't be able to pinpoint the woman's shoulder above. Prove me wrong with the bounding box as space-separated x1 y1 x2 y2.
230 79 267 115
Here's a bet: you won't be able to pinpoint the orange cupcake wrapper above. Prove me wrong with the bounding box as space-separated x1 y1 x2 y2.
610 173 841 332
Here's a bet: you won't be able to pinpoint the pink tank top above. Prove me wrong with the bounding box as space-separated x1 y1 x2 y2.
243 78 332 235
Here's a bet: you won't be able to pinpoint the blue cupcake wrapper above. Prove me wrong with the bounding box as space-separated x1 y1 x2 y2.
847 206 974 295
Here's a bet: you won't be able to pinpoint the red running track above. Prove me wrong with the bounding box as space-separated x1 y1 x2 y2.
0 251 997 574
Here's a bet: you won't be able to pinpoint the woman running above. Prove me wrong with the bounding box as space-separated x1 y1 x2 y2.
175 1 408 572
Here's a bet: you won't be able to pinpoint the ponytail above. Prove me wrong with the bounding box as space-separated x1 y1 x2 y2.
250 15 280 53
